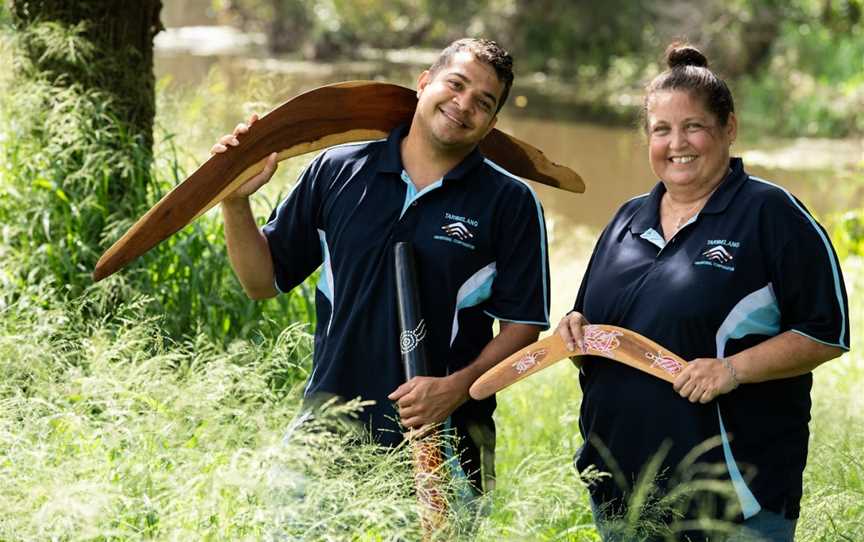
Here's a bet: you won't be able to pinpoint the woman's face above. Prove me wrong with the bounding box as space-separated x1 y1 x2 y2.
646 90 737 193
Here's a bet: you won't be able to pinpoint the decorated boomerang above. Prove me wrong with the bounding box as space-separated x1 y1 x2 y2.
92 80 585 282
469 324 689 400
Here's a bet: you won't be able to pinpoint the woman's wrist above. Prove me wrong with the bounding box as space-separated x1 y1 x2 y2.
720 357 740 389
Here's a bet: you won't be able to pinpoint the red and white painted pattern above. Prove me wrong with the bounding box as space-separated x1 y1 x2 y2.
583 326 623 354
512 348 548 374
645 351 684 375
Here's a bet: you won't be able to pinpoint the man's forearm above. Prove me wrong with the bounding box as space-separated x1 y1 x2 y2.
389 321 542 427
221 197 278 299
450 322 541 392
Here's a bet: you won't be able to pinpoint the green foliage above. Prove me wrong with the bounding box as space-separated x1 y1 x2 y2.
830 210 864 260
507 0 655 77
215 0 864 137
0 17 152 300
738 14 864 137
0 21 315 341
0 77 150 294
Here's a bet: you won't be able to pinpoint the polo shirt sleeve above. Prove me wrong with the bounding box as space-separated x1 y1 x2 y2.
261 154 327 294
763 193 850 350
485 187 550 329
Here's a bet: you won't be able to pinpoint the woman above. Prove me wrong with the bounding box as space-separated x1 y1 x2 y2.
558 44 849 541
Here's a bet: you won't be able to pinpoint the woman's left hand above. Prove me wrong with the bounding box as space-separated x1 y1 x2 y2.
673 358 738 403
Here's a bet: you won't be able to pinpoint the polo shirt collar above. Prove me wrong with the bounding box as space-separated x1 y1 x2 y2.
377 123 407 174
377 123 484 181
700 157 747 215
628 157 748 234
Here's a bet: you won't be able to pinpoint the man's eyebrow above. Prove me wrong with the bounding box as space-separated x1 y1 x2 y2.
450 71 499 106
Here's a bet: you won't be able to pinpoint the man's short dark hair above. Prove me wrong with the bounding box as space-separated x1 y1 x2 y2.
428 38 514 113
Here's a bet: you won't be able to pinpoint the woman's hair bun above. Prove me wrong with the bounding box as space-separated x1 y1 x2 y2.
665 43 708 69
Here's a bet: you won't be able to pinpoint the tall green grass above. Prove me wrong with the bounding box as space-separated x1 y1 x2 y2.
2 259 859 541
0 20 316 342
0 291 409 540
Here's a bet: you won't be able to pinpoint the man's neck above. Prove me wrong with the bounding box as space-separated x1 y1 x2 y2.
399 126 474 190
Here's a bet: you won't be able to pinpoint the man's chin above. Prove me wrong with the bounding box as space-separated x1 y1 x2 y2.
431 128 482 150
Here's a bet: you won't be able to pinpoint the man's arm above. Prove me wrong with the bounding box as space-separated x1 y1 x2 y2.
212 115 280 300
389 321 540 428
221 196 277 300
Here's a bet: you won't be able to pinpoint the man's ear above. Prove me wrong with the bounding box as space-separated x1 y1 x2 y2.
416 70 431 98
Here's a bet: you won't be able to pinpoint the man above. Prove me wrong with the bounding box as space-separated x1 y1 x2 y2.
212 38 549 492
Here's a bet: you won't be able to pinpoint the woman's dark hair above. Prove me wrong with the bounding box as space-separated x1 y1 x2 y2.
642 42 735 130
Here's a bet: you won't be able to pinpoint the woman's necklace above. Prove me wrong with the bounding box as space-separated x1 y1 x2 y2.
664 169 729 234
663 194 707 233
672 202 702 231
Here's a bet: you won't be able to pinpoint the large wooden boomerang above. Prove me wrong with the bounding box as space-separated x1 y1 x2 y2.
92 81 585 282
469 325 689 400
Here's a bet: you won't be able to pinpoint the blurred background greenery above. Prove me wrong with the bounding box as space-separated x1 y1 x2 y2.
211 0 864 137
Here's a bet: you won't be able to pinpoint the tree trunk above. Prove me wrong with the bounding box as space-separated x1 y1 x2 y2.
6 1 163 289
10 0 163 153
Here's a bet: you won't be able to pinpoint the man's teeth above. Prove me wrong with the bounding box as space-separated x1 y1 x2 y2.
670 156 696 164
441 109 466 127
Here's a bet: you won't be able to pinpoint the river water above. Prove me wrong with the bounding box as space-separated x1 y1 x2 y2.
154 23 863 321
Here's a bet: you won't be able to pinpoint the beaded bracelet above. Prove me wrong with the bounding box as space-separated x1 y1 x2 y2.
720 357 740 389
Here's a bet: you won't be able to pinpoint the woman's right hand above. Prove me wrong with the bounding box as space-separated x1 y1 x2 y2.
210 113 279 200
556 311 590 367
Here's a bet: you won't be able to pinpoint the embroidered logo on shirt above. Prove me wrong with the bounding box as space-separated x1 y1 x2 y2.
694 239 739 271
434 212 478 250
702 246 734 263
441 222 474 240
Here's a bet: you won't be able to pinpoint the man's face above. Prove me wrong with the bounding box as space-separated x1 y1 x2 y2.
414 50 504 152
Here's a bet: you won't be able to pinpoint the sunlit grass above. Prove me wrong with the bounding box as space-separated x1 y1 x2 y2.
0 294 432 540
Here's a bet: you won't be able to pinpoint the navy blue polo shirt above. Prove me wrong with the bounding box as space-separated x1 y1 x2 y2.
262 124 550 446
573 157 849 519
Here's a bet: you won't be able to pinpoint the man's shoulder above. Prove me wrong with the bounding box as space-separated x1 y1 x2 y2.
475 157 539 200
313 137 388 169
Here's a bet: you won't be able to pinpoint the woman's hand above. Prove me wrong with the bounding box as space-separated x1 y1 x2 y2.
210 114 278 200
673 358 738 403
556 311 590 367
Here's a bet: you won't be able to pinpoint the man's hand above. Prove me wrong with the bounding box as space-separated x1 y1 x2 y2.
673 358 738 403
388 374 470 429
210 114 279 200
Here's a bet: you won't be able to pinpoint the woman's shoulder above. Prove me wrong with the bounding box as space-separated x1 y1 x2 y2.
742 174 817 222
740 174 831 249
612 191 653 222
